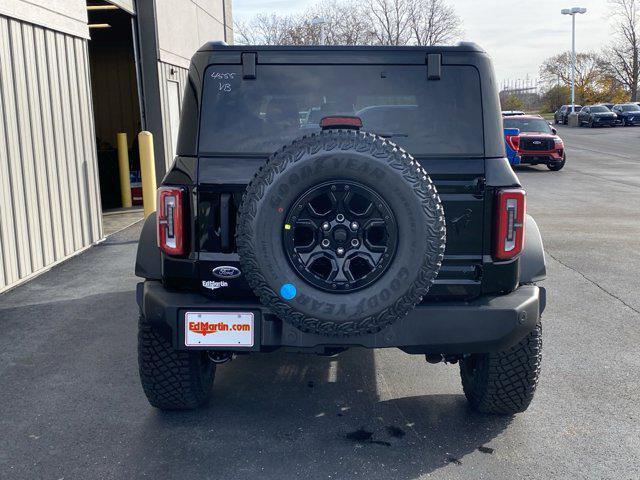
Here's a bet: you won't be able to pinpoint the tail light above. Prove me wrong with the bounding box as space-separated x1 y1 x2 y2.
505 134 520 151
157 186 184 255
494 189 525 261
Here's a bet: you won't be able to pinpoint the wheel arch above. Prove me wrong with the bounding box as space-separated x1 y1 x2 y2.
520 214 546 283
135 213 162 280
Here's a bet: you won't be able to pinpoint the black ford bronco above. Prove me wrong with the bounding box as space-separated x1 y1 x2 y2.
135 43 547 414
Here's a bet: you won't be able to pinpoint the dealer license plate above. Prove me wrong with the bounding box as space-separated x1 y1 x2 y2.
184 312 254 347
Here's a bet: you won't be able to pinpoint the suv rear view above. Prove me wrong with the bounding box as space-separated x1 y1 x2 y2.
135 44 547 414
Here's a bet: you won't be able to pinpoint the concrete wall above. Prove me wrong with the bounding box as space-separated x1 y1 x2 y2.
0 15 102 293
155 0 230 69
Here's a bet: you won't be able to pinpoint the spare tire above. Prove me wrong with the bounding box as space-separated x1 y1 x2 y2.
237 130 445 336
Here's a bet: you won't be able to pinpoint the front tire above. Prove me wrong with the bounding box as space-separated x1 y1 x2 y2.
459 322 542 415
138 315 216 410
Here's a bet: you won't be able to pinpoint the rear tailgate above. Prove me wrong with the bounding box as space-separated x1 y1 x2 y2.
196 156 485 301
195 58 487 300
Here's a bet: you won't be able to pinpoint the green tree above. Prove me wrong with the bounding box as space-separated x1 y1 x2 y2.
501 94 524 111
539 51 606 104
540 85 570 113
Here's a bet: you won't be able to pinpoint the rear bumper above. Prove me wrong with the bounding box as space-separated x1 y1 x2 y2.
137 281 545 355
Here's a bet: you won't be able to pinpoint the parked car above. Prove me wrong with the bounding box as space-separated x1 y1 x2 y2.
612 103 640 126
135 43 547 415
578 105 617 127
554 104 582 125
503 115 565 170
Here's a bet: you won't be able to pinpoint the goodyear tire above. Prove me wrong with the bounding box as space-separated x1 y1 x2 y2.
459 322 543 415
138 315 216 410
237 130 446 337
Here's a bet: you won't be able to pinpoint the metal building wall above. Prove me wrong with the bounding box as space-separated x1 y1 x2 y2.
158 62 189 169
0 16 102 293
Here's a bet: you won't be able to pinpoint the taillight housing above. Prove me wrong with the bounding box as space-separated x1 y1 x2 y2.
505 134 520 152
494 188 526 261
157 186 184 255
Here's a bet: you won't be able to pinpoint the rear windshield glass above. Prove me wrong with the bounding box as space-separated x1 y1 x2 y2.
503 117 552 133
199 65 484 156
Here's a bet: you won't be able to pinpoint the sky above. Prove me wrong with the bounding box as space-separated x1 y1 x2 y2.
232 0 614 86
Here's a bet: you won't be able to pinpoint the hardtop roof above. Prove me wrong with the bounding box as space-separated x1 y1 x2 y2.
197 42 485 54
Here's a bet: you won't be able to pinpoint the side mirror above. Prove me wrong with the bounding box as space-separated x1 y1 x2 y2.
551 127 557 135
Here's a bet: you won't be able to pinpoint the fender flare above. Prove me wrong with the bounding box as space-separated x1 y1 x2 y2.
520 214 546 283
135 213 162 280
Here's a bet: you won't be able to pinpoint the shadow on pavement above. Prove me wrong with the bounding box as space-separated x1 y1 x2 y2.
514 165 555 174
120 349 512 479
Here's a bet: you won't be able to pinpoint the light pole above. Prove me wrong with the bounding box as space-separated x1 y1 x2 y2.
311 16 326 45
561 7 587 114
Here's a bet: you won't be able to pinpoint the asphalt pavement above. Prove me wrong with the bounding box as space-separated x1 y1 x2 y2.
1 124 639 479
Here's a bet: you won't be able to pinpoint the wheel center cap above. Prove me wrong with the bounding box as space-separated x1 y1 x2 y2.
332 227 349 243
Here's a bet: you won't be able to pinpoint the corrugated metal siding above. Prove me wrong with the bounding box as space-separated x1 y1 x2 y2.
0 16 102 293
158 61 188 170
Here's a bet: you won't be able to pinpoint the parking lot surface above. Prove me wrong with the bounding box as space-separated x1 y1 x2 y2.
1 125 639 479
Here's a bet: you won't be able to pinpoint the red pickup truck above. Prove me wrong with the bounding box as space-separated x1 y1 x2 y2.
503 115 566 171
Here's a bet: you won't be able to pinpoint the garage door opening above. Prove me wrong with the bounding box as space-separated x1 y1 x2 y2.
87 1 144 234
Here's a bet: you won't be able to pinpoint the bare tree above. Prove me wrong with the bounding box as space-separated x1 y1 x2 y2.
539 51 607 104
233 18 256 45
307 1 375 45
603 0 639 101
364 0 412 45
408 0 462 46
235 13 298 45
233 0 463 47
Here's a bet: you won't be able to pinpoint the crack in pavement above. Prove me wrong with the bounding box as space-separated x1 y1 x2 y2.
546 251 640 316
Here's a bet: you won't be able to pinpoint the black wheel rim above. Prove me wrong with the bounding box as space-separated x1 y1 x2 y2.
283 181 398 293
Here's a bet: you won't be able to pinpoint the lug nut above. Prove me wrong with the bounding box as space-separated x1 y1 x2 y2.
350 222 359 231
351 239 359 247
322 222 330 231
336 214 345 222
337 247 345 256
321 239 330 247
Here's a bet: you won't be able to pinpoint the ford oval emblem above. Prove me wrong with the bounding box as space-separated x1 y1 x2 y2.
212 266 241 279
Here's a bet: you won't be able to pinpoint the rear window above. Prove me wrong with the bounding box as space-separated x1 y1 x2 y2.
199 65 484 157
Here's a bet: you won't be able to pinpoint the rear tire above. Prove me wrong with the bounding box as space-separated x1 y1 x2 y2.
459 322 542 415
138 315 216 410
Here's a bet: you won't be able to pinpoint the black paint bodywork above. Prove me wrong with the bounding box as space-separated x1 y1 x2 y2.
135 44 547 354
